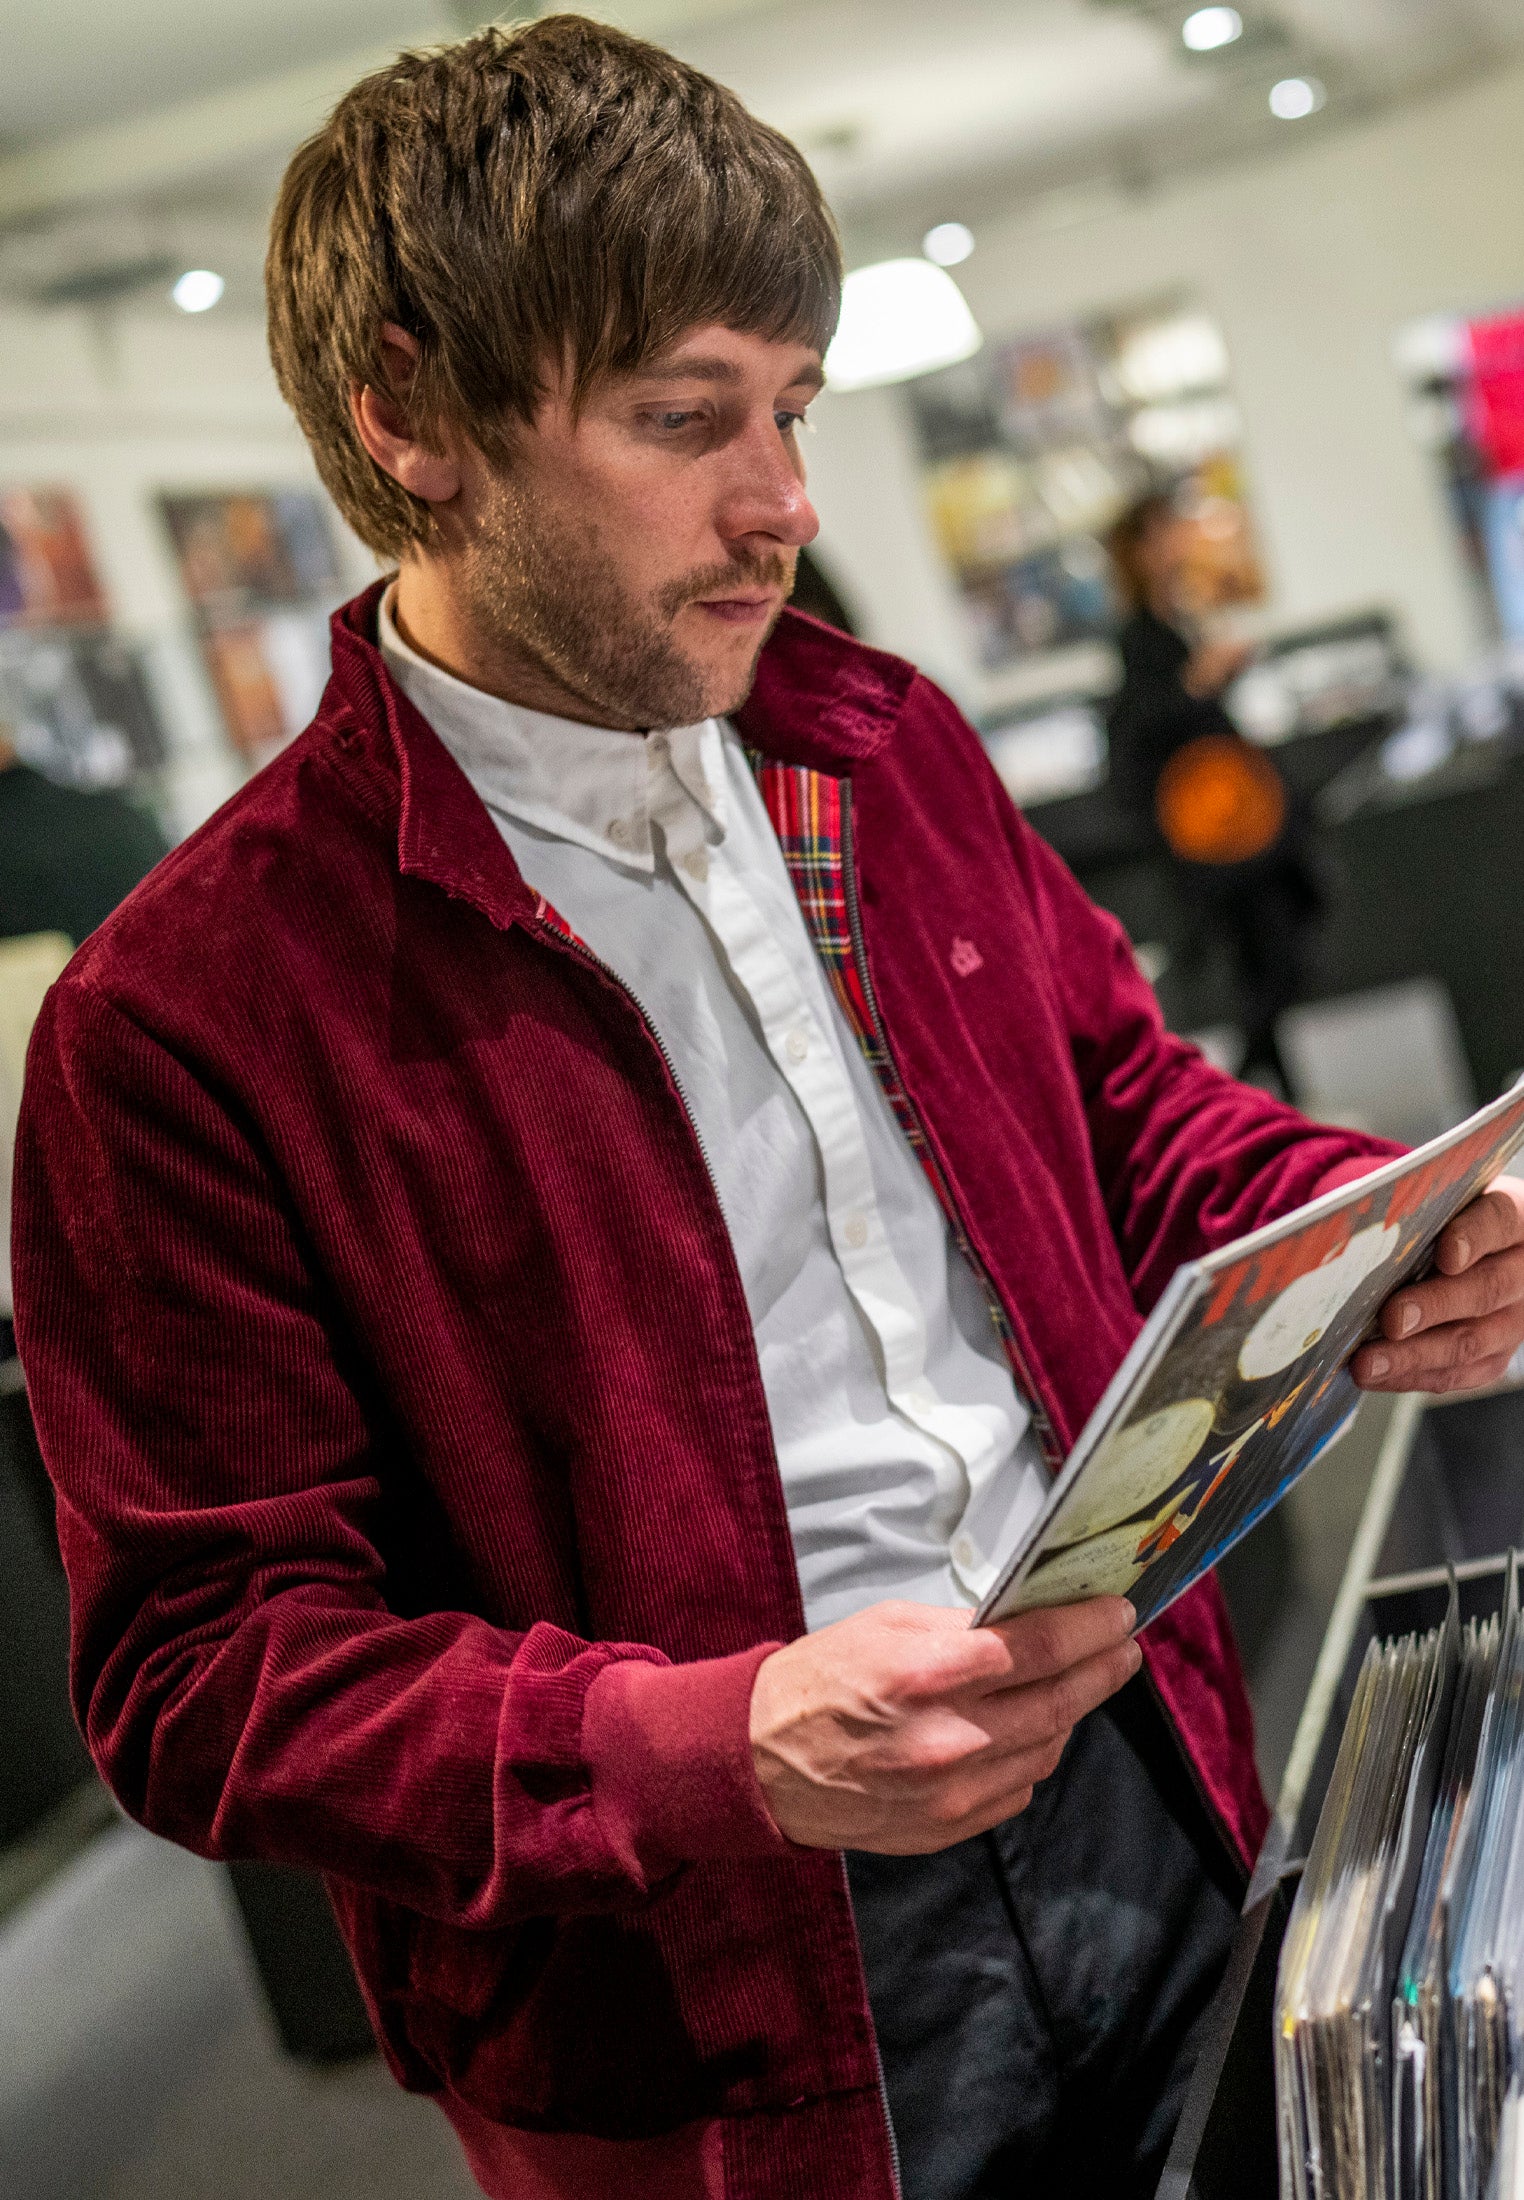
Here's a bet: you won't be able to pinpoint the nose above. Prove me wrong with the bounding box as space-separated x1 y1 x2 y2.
715 411 819 556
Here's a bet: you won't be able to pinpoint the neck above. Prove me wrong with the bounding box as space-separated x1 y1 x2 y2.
390 561 643 732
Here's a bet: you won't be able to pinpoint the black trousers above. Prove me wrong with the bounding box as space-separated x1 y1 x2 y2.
845 1679 1244 2200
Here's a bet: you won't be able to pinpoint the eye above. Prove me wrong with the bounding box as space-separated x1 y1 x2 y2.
654 409 700 432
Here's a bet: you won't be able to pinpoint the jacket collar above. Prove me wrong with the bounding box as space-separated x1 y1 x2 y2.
325 582 919 928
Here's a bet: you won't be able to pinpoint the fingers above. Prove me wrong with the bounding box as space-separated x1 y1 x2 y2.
1354 1303 1524 1390
889 1636 1140 1798
1378 1244 1524 1341
1414 1354 1518 1397
881 1636 1143 1852
1434 1180 1524 1276
977 1635 1143 1748
973 1596 1136 1694
1360 1183 1524 1394
872 1781 1039 1855
876 1594 1135 1703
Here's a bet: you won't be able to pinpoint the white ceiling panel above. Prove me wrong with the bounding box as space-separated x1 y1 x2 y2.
670 0 1210 213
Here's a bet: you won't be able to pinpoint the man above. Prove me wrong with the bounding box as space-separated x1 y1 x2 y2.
13 20 1524 2200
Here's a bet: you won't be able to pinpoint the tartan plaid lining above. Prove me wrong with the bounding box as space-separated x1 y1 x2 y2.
533 755 1017 1357
745 750 928 1157
747 751 1020 1359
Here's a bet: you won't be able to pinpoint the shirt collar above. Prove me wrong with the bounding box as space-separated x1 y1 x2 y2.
377 586 725 873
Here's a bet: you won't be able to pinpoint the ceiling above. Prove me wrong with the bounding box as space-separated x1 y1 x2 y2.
1 0 1522 314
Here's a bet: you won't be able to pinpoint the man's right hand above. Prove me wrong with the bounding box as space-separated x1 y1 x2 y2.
748 1596 1141 1855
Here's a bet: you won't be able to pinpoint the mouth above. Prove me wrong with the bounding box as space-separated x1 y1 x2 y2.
689 591 781 628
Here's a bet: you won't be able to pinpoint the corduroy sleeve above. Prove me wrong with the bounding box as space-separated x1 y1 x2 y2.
11 977 787 1929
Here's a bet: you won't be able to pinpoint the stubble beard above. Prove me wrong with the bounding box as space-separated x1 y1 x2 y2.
459 472 792 730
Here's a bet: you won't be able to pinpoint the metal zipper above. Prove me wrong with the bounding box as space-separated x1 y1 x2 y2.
838 785 1060 1470
871 2020 905 2195
838 1858 905 2198
539 903 904 2196
531 908 722 1198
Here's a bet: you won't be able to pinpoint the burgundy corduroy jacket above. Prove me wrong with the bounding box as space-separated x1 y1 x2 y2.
13 591 1397 2200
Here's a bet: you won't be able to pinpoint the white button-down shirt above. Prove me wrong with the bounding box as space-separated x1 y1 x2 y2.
379 595 1048 1629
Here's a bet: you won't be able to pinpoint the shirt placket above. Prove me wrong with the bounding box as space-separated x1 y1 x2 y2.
654 746 1003 1594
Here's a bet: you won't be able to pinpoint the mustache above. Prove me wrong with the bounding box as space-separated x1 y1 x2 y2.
658 553 795 620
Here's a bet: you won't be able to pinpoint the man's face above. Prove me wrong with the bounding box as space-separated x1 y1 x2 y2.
445 324 824 730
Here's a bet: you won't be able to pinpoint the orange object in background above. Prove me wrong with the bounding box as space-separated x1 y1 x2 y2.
1154 732 1288 865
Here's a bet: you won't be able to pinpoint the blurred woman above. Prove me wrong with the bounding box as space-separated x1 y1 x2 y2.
1105 491 1325 1097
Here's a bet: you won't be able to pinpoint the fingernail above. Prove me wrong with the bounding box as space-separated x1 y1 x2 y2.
1398 1302 1421 1336
1126 1640 1143 1672
1367 1349 1390 1380
1453 1234 1470 1268
1120 1600 1137 1632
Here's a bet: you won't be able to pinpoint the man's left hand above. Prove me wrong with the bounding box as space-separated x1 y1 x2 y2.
1353 1176 1524 1395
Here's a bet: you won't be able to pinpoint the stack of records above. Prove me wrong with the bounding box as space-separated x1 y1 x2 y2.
1275 1589 1459 2200
1275 1558 1524 2200
1393 1607 1501 2200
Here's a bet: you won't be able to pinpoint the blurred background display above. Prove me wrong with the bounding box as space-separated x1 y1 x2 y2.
159 490 343 763
1397 304 1524 647
910 297 1264 666
0 488 166 790
0 488 109 626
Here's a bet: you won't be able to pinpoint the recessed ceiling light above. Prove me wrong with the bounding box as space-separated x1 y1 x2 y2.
922 221 975 268
825 259 982 393
171 268 225 314
1269 75 1325 120
1181 7 1243 53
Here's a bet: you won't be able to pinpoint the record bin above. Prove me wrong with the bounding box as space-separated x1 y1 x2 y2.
1160 1391 1524 2200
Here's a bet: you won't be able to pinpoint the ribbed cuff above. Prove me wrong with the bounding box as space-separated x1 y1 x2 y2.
581 1644 790 1884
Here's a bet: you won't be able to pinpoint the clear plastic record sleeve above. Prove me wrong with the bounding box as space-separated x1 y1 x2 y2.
976 1079 1524 1632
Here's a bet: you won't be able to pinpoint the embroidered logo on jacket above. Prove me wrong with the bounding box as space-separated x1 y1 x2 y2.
949 937 984 977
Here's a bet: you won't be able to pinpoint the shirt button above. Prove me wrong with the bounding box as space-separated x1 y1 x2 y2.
843 1213 868 1249
953 1534 977 1570
607 818 630 846
682 847 709 883
785 1027 809 1063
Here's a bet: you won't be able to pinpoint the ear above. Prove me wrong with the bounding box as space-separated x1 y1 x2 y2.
350 323 461 505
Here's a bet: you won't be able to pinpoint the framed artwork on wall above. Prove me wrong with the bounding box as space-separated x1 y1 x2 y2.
0 487 167 790
159 490 344 765
906 296 1266 671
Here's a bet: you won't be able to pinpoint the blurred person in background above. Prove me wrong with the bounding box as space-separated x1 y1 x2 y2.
12 21 1524 2200
0 719 166 948
1105 490 1326 1097
0 720 166 1346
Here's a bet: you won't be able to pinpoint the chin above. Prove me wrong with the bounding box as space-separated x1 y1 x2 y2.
698 637 771 722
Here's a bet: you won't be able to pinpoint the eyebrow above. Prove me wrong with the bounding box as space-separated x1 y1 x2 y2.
629 353 825 394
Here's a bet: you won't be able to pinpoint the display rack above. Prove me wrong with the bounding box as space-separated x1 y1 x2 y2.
1160 1390 1524 2198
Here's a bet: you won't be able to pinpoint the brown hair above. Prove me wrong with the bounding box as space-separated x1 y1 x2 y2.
266 13 842 557
1105 490 1177 613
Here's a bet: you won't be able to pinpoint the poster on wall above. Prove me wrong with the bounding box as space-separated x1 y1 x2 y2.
0 487 110 630
906 298 1266 671
0 486 167 789
159 490 343 765
1396 307 1524 646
